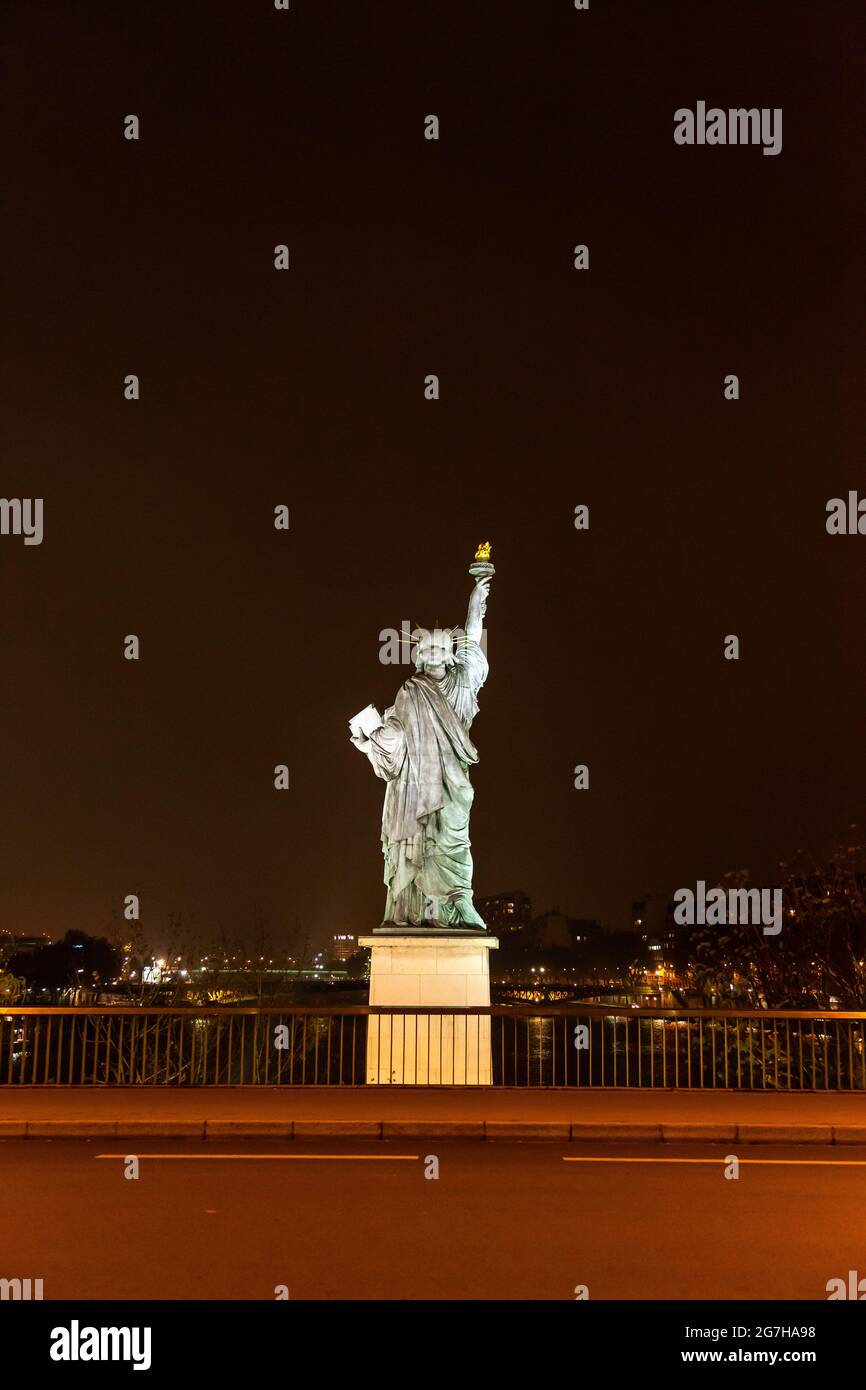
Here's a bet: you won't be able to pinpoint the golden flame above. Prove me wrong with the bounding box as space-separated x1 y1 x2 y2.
474 540 492 561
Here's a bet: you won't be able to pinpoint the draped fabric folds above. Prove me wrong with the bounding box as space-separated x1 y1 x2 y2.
362 636 488 928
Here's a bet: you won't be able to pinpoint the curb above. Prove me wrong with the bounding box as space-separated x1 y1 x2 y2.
384 1120 485 1138
485 1121 571 1139
115 1121 204 1138
737 1124 834 1145
570 1123 663 1142
206 1120 293 1138
23 1121 119 1138
296 1120 381 1138
831 1126 866 1144
659 1124 737 1143
2 1118 865 1143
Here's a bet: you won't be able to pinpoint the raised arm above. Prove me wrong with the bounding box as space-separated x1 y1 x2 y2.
465 572 492 644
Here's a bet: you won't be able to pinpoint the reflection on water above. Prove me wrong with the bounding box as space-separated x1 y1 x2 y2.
526 1016 549 1061
497 1011 699 1086
519 1014 632 1063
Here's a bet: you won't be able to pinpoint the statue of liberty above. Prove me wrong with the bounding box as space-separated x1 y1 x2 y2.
350 545 494 931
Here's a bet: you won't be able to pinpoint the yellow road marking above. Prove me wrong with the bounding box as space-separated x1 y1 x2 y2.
95 1153 419 1161
562 1156 866 1166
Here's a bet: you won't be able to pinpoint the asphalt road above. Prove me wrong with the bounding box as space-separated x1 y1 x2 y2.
2 1138 864 1300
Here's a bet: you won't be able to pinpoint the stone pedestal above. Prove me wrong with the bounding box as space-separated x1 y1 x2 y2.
359 931 499 1085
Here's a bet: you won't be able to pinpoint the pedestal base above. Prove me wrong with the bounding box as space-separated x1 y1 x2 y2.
359 932 499 1085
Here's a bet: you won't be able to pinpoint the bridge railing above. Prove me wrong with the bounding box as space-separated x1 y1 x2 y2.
1 1005 864 1089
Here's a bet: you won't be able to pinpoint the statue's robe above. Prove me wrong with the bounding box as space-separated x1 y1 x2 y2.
363 636 488 928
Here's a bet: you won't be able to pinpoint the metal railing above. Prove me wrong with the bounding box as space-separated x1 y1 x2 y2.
1 1005 865 1089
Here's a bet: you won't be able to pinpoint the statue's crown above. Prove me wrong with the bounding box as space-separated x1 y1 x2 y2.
412 626 454 649
411 626 455 669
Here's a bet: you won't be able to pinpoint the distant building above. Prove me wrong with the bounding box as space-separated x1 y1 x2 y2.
331 933 357 962
631 894 677 935
0 931 51 959
508 911 603 956
532 910 572 949
477 891 532 935
658 924 695 977
569 918 602 945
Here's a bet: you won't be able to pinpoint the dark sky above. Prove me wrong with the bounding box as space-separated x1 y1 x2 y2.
2 0 863 954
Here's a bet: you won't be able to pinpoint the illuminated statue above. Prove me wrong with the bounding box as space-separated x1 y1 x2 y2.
350 546 495 930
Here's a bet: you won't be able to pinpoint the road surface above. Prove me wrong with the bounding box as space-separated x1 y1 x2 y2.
1 1138 863 1300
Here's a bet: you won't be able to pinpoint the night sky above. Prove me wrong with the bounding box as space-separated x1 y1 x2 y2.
3 1 863 953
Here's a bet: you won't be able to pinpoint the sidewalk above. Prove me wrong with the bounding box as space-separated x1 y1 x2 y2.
2 1086 866 1142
